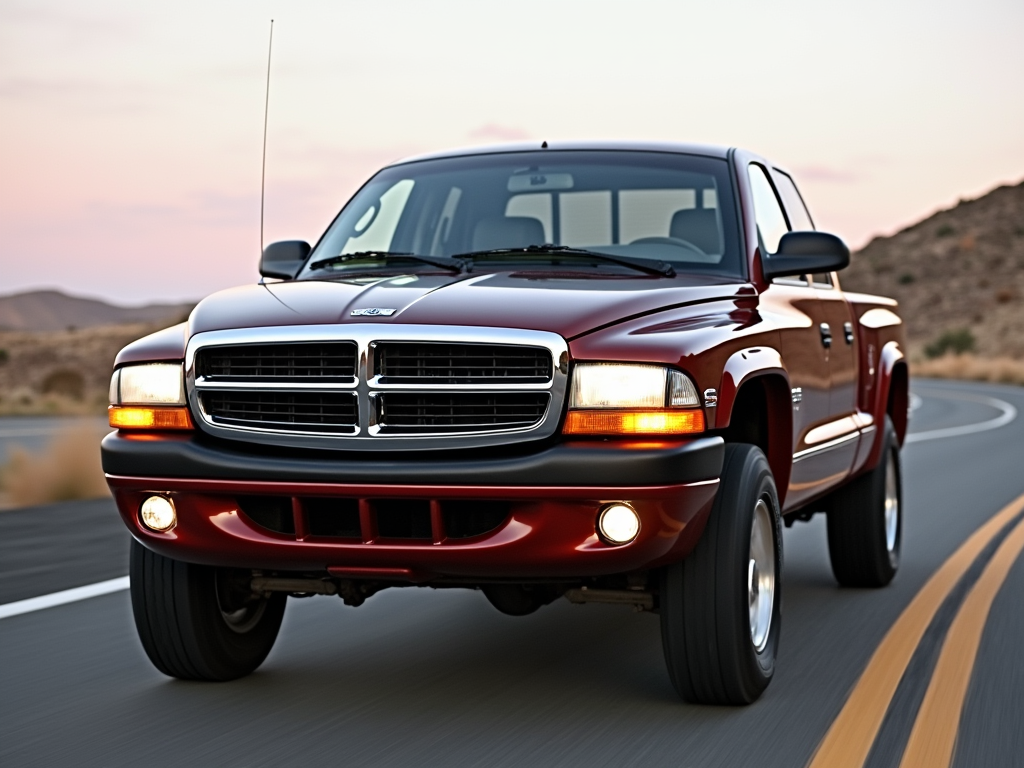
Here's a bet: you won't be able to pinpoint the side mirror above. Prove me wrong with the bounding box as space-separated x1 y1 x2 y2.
260 240 311 280
762 231 850 280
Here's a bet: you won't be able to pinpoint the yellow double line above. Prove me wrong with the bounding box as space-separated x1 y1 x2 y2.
808 491 1024 768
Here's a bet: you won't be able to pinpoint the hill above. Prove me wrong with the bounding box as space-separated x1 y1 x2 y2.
0 290 194 332
841 179 1024 359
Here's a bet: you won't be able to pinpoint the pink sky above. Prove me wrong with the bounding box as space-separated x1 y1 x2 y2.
2 0 1023 305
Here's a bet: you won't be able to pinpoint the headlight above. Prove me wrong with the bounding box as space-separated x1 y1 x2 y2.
109 364 193 431
564 363 703 436
110 364 185 405
569 364 699 409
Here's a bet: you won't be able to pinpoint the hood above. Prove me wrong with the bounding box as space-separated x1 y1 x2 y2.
188 271 755 340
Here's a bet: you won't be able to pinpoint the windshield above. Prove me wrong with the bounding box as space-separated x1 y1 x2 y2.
300 150 743 279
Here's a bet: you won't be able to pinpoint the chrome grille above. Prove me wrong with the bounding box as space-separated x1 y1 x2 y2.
186 325 569 451
376 393 549 433
196 342 357 382
374 342 550 384
200 391 358 433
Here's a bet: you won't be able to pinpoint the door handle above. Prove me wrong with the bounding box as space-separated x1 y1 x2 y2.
843 322 855 345
819 322 832 348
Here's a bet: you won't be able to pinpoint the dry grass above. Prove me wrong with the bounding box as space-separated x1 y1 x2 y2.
0 424 110 508
912 354 1024 386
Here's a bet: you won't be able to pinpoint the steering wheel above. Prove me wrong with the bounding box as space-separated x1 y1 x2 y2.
629 236 707 257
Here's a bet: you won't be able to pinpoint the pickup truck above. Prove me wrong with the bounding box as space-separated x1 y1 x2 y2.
102 141 907 705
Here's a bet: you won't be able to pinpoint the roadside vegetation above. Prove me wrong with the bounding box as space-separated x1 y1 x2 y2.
912 354 1024 386
0 424 110 508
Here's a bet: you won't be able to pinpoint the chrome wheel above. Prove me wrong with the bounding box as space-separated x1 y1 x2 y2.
748 498 776 653
884 450 899 554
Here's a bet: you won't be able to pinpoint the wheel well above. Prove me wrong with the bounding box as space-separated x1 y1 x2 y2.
720 375 792 503
887 362 909 444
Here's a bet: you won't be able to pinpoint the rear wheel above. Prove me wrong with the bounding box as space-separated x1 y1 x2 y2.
826 416 902 587
129 540 286 681
660 444 783 705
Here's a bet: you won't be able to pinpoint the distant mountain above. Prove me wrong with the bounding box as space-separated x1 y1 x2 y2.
841 179 1024 359
0 290 195 332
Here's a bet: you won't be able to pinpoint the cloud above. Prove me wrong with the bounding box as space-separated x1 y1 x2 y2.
468 123 530 141
793 165 859 184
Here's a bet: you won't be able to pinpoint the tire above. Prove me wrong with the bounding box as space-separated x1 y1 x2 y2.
826 416 902 588
660 444 783 705
129 540 286 681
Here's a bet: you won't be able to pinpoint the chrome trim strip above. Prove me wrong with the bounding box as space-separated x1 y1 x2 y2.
195 380 358 390
792 431 860 462
185 324 568 452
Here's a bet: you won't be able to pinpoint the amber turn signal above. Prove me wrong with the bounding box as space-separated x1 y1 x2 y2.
563 409 705 436
109 406 194 430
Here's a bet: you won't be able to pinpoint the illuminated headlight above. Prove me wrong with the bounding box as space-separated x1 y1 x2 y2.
110 364 185 405
569 364 699 409
564 364 704 436
108 364 193 430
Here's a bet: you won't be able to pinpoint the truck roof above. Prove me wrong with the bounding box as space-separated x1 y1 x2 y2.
390 140 733 167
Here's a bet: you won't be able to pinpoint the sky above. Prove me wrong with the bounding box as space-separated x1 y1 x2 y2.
2 0 1023 306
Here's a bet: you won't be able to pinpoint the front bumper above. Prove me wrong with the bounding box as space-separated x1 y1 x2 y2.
103 432 724 580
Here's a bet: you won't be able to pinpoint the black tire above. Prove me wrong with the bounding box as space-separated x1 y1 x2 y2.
826 416 902 588
129 540 286 681
660 444 783 705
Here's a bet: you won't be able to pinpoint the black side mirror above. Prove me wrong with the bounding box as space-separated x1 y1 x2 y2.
762 231 850 280
260 240 311 280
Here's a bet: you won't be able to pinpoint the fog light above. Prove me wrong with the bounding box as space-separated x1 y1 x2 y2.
597 503 640 545
140 496 176 532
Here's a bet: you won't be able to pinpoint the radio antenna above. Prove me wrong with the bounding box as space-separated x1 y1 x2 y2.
260 19 274 254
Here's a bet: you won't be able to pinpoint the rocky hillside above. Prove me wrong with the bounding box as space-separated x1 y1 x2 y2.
840 179 1024 359
0 290 193 332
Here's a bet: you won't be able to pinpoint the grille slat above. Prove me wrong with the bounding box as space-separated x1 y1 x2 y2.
201 391 357 433
375 343 551 384
197 343 357 382
378 393 548 433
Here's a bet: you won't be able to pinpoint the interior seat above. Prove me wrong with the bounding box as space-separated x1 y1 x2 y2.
669 209 722 254
471 216 546 251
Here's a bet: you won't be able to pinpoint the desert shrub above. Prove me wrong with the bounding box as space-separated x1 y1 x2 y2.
898 273 915 285
39 368 85 400
936 224 955 237
924 328 976 359
0 348 8 365
0 423 109 506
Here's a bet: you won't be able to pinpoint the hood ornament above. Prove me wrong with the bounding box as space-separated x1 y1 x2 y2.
350 308 397 317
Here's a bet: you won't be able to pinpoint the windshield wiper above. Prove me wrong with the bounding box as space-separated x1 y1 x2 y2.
454 244 675 278
309 251 467 273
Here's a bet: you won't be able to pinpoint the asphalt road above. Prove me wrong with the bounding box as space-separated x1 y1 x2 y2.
2 379 1023 767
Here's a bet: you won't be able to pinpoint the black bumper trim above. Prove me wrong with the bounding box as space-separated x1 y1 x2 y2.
101 433 724 487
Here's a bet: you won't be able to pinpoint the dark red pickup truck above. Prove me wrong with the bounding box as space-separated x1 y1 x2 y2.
102 142 906 704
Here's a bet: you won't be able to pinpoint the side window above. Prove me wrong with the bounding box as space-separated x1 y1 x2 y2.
773 171 814 231
747 164 789 254
774 170 834 287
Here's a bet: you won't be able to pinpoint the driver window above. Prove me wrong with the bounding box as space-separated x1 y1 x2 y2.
747 164 789 254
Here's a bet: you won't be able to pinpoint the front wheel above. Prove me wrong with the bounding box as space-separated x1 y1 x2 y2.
660 443 783 705
129 540 286 681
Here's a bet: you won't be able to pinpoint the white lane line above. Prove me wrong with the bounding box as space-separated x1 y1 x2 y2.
906 391 1017 444
909 393 923 413
0 576 129 620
